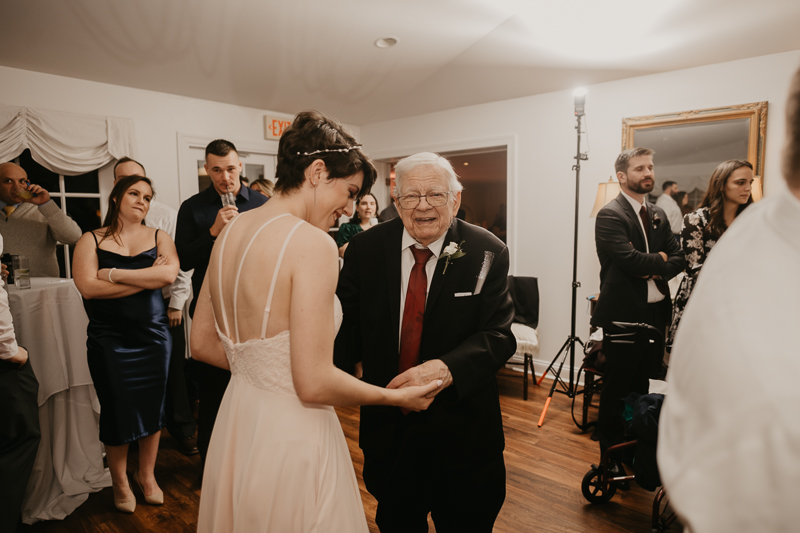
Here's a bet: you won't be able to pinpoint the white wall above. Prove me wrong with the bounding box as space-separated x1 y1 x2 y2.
0 65 361 211
361 49 800 379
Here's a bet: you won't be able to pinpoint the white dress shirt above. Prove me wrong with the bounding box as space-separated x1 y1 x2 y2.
620 191 665 304
658 189 800 533
656 192 683 235
398 229 447 349
146 199 192 310
0 235 20 360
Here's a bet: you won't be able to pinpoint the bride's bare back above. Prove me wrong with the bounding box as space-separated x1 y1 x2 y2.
207 208 331 344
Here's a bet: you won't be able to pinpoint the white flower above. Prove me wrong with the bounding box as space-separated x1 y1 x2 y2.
443 242 459 256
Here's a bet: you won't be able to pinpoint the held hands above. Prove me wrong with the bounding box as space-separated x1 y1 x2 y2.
210 206 239 237
392 380 443 412
386 359 453 399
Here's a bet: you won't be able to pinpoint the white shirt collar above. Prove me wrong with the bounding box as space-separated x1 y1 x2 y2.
621 190 646 213
401 227 448 258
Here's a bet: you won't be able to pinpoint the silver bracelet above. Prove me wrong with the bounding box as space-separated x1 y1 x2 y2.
108 267 117 284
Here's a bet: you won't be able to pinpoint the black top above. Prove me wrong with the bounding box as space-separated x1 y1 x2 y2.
175 184 268 316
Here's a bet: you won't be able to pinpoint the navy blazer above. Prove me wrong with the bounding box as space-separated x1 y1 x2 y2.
591 193 686 329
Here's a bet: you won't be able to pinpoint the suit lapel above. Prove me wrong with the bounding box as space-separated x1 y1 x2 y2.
615 194 647 249
425 221 460 319
383 221 404 349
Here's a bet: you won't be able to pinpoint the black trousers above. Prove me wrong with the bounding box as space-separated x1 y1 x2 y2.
366 445 506 533
0 358 41 532
163 307 196 441
195 360 231 465
597 304 666 455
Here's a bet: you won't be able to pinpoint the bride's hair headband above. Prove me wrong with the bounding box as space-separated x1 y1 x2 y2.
297 145 362 157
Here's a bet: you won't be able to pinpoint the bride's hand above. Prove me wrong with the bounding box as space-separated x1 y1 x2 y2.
392 380 442 412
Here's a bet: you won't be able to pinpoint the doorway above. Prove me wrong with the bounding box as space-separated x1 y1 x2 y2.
376 147 507 243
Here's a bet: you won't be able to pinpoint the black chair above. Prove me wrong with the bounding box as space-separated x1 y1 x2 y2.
506 276 540 400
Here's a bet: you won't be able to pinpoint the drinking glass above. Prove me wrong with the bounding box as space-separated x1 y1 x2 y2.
13 256 31 290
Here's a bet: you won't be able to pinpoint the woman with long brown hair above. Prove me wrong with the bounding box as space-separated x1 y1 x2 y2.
667 159 754 350
73 175 179 513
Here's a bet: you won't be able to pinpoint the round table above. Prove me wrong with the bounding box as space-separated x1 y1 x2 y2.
7 277 111 523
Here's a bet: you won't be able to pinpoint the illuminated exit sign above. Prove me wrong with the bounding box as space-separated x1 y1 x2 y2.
264 116 292 140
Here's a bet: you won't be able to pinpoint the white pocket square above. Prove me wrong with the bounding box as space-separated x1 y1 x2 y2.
454 292 473 297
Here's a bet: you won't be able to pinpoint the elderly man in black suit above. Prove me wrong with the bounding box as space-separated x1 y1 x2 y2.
591 147 685 474
335 152 515 533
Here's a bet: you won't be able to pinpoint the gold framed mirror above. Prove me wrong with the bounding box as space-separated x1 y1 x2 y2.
622 102 767 207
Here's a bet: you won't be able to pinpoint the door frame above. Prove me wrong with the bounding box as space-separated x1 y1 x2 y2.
369 134 517 273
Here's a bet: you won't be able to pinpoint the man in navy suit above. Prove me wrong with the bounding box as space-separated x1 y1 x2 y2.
335 152 515 533
591 147 685 469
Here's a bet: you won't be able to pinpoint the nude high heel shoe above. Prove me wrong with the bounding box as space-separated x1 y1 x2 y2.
134 468 164 505
113 482 136 513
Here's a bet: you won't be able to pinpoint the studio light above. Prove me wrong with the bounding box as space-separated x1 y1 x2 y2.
574 87 587 117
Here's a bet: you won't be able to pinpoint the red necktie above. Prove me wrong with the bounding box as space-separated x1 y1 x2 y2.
640 205 670 298
398 247 433 374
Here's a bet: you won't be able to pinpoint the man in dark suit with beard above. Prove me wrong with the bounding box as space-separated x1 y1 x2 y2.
591 147 685 473
335 152 516 533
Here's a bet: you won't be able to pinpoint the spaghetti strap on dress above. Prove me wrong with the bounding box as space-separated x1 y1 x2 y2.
198 216 368 533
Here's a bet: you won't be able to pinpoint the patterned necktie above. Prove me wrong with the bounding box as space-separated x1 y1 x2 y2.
398 247 433 374
3 206 15 219
640 205 670 298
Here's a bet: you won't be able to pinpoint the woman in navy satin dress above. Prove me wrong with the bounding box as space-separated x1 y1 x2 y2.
73 175 179 513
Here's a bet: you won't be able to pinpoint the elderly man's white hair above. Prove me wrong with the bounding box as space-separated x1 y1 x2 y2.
394 152 463 195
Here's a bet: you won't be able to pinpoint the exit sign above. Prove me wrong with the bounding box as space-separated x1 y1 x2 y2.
264 116 292 140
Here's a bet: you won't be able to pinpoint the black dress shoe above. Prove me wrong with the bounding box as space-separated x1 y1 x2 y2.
178 435 199 456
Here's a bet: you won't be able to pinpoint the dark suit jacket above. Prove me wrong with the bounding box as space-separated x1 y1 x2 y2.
335 217 516 472
591 193 686 329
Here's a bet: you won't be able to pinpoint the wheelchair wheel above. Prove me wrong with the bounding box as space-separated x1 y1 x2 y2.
581 467 617 504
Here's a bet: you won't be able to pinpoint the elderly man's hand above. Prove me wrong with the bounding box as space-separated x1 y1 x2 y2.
386 359 453 399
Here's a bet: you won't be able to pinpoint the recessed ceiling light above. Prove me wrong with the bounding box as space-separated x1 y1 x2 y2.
463 162 469 166
375 37 398 49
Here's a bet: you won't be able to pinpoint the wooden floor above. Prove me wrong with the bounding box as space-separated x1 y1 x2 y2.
27 369 677 532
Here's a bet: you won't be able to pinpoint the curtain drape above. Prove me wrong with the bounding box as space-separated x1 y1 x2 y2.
0 104 136 176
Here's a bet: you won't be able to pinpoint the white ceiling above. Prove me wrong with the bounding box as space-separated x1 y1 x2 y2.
2 0 800 125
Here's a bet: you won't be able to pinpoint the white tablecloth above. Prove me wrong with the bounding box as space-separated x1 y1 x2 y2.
7 277 111 524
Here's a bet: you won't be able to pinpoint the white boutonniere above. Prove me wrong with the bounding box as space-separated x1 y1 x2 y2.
439 241 466 274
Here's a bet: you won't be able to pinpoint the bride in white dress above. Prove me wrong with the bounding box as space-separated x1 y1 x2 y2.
192 111 440 533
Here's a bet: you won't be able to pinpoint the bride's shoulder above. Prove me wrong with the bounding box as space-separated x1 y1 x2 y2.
281 223 336 266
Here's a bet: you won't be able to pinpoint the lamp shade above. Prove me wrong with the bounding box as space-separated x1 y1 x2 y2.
751 176 763 202
590 177 621 217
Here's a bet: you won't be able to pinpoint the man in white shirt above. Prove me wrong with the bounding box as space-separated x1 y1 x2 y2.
655 180 683 240
113 158 197 456
0 234 40 532
658 66 800 533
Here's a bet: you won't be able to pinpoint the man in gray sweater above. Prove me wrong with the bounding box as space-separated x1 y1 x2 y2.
0 162 82 277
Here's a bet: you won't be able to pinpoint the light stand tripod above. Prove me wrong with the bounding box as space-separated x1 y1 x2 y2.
537 89 588 427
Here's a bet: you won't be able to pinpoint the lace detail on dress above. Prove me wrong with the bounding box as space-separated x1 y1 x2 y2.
216 297 344 395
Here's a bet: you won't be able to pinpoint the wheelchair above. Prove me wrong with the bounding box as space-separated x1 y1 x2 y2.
579 321 678 533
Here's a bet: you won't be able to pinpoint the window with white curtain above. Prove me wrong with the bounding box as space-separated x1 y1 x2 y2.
14 149 102 278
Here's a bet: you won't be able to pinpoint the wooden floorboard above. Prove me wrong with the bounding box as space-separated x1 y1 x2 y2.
27 369 678 532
